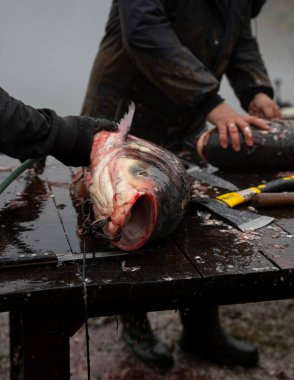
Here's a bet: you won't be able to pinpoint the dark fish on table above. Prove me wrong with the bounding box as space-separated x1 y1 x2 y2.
85 103 190 251
197 119 294 171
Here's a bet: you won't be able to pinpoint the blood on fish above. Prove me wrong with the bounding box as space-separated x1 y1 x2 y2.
82 103 190 251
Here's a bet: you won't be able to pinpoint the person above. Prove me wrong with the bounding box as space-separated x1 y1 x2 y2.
0 86 116 166
81 0 281 369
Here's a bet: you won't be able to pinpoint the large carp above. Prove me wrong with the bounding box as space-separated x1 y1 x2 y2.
85 103 190 251
197 119 294 171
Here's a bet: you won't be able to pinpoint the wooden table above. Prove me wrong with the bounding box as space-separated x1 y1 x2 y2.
1 155 294 380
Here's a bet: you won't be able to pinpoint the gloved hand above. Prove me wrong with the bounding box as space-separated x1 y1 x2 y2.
52 115 117 166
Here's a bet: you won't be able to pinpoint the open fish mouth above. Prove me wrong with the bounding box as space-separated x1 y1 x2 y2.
85 103 190 251
103 194 157 251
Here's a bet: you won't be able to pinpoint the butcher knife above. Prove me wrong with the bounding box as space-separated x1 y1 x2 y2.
191 176 294 231
190 197 274 232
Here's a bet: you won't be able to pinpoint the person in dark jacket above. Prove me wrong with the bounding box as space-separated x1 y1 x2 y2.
0 86 116 167
81 0 280 369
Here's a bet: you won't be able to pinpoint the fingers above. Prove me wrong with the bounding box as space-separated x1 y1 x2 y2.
219 121 255 152
250 106 281 120
72 116 118 133
206 102 273 152
246 116 271 131
274 105 282 118
263 105 281 119
227 123 240 151
239 122 253 147
219 121 253 152
94 118 118 132
248 94 281 120
218 122 228 149
248 106 263 118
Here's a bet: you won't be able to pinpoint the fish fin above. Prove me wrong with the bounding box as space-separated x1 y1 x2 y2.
92 231 121 242
90 217 121 242
118 101 135 140
91 216 110 229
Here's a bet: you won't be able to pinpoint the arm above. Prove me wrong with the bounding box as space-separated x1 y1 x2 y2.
0 87 116 166
225 22 274 112
206 20 280 151
118 0 223 114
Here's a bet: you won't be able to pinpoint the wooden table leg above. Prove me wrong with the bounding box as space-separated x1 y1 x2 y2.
22 310 70 380
10 312 24 380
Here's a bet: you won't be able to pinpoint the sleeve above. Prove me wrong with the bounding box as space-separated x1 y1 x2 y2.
225 22 274 111
118 0 223 115
251 0 266 18
0 86 78 162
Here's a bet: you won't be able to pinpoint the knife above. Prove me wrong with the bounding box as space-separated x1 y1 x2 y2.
216 175 294 208
191 197 274 232
0 250 129 270
184 161 239 191
252 192 294 208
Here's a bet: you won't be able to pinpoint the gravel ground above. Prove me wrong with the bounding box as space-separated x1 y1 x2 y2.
69 301 294 380
1 300 293 380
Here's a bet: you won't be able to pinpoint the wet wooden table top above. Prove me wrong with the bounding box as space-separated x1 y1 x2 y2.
1 155 294 317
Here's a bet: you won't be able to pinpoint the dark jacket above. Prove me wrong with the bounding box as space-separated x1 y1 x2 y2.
0 86 94 166
0 87 65 160
82 0 273 149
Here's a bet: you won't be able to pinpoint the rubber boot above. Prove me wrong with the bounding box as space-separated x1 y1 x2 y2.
179 306 258 367
120 313 174 369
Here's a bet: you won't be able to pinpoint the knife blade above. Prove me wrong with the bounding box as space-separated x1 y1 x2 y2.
191 198 274 232
186 164 239 191
0 250 129 270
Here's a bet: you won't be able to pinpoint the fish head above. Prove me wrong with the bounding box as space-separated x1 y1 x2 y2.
93 155 160 251
89 142 190 251
87 103 190 251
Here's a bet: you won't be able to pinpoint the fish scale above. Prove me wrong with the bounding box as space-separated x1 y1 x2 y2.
84 103 190 251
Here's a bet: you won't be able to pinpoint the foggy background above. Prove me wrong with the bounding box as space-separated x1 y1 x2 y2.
0 0 293 116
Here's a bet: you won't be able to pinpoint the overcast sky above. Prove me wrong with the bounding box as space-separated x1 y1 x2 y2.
1 1 293 116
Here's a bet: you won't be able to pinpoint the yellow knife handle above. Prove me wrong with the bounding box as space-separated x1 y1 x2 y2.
216 175 294 208
216 187 261 207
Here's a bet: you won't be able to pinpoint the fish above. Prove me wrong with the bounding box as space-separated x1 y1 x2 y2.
196 119 294 171
85 103 190 251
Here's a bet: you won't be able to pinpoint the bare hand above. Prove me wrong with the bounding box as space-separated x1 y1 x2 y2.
206 102 270 152
248 93 281 119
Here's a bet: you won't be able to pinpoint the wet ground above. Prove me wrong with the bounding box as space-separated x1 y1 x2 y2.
1 300 294 380
71 301 294 380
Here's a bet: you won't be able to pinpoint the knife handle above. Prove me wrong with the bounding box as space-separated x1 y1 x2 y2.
216 175 294 208
257 175 294 193
252 192 294 208
0 251 58 269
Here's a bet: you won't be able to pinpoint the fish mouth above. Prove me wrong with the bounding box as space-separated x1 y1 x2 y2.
104 194 157 251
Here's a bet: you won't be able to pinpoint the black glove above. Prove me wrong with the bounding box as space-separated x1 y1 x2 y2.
51 115 117 166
